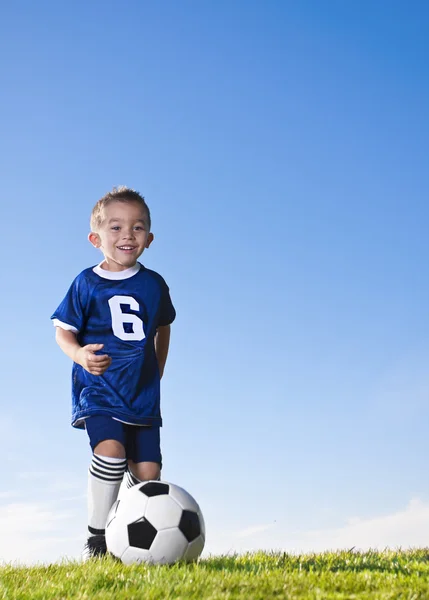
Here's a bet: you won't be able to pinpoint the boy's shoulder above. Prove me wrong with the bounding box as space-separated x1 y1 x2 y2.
70 265 101 286
141 265 170 286
80 265 99 278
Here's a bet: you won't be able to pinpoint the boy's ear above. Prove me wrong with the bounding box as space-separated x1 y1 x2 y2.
146 232 154 248
88 232 101 248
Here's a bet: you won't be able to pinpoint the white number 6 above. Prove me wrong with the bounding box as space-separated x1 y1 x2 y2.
108 295 145 341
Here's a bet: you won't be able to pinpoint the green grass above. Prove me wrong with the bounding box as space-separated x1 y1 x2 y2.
2 549 429 599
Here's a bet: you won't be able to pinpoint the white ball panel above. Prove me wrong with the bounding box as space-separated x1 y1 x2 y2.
121 546 153 565
145 494 182 530
105 499 120 530
117 485 149 524
168 483 201 512
183 535 205 561
106 510 131 559
149 528 188 564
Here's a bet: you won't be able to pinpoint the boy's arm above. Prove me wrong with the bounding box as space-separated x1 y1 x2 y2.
55 327 111 376
155 325 171 379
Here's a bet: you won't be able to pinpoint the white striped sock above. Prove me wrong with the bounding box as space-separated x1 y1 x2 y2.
124 467 142 489
87 454 127 536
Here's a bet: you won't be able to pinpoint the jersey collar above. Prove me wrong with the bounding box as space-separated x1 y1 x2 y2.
93 262 142 280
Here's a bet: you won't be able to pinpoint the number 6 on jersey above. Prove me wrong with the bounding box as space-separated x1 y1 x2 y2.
108 295 145 341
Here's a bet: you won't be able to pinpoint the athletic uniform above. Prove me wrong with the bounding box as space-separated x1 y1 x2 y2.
51 261 175 431
52 261 175 558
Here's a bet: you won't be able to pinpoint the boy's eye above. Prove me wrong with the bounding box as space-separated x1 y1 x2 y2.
134 226 144 231
111 226 120 231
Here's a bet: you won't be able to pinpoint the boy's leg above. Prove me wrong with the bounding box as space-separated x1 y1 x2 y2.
88 441 127 535
128 460 160 482
126 425 162 485
84 417 128 559
119 461 143 496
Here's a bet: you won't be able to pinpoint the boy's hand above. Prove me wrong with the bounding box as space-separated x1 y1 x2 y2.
75 344 112 375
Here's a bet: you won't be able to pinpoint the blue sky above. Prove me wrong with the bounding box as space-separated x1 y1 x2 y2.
0 0 428 563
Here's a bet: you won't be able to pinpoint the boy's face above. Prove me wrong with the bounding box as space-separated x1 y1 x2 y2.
88 201 153 271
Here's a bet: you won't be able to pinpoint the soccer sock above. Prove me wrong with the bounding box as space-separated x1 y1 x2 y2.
87 454 127 537
124 466 143 489
124 466 162 488
117 466 161 501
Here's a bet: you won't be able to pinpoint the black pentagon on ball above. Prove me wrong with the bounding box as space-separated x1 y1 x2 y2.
128 517 157 549
139 481 170 497
179 510 201 542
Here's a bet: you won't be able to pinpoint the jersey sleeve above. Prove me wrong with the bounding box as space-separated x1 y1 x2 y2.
51 273 91 333
158 281 176 327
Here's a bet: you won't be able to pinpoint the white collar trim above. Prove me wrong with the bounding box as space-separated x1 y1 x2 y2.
93 262 141 280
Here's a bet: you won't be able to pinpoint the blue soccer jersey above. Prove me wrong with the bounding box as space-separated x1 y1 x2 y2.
51 262 175 429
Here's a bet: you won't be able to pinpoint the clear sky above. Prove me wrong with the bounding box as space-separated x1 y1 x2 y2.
0 0 428 563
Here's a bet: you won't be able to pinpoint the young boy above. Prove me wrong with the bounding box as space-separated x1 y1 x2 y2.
51 187 175 559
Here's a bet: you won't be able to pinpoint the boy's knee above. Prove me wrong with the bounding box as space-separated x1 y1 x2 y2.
93 439 125 458
129 460 160 482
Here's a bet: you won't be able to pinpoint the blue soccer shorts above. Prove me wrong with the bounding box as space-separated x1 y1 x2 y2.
85 415 162 465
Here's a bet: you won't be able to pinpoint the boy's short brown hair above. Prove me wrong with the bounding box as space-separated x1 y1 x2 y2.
90 186 151 232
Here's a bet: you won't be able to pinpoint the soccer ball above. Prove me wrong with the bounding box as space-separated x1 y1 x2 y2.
105 480 205 565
